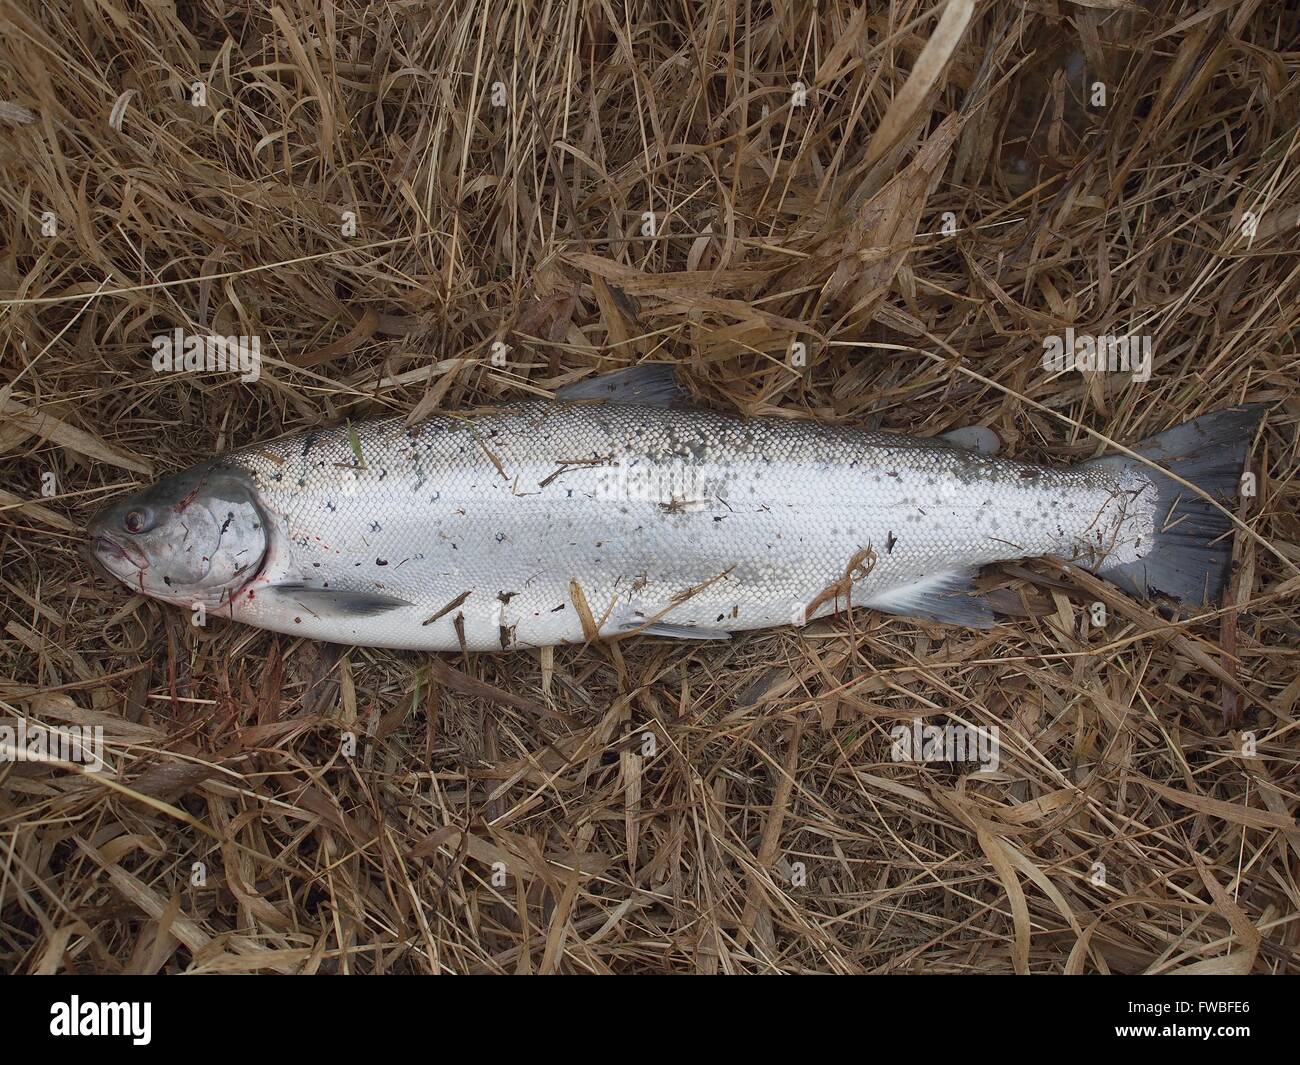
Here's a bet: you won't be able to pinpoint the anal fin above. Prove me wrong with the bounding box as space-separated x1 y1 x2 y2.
865 569 997 629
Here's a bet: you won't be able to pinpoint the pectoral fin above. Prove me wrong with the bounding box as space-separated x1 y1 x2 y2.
268 583 412 618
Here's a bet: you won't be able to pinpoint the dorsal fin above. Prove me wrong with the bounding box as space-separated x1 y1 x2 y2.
554 364 689 407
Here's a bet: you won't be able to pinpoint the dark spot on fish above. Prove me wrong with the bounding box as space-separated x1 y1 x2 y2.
370 521 382 532
376 558 388 566
551 603 565 612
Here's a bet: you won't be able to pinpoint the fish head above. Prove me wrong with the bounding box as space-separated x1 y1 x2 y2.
86 463 270 607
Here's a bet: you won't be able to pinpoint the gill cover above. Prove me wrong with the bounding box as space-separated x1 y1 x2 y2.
87 462 270 607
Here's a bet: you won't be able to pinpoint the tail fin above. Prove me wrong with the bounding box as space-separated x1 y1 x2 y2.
1089 404 1266 607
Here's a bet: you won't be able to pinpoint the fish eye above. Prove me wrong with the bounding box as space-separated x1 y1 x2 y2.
122 508 151 534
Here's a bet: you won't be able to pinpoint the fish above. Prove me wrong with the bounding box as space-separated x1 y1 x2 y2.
86 365 1265 651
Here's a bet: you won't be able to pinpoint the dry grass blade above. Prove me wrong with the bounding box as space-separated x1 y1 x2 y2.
861 0 976 169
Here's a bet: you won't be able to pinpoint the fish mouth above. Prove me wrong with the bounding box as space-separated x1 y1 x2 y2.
91 534 126 562
85 533 148 576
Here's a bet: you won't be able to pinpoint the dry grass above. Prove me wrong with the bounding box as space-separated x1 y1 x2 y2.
1 0 1298 974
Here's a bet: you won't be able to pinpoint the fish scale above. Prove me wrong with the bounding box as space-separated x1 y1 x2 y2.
214 403 1137 650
